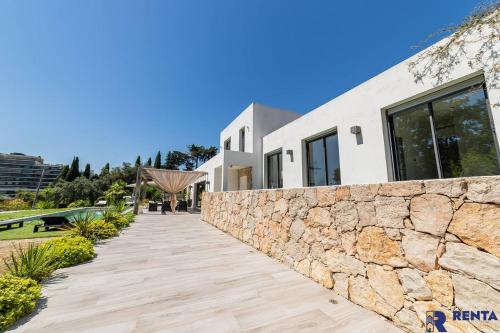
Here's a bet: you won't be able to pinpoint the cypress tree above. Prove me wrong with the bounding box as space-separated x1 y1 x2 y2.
101 163 110 176
59 165 69 180
145 157 152 167
135 155 141 167
67 157 80 181
154 151 161 169
83 163 91 179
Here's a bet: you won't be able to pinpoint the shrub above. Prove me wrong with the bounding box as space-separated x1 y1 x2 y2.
67 200 90 208
123 212 135 223
0 274 41 331
43 237 94 269
4 243 55 282
101 209 130 229
67 211 98 241
89 220 118 240
35 200 56 209
0 199 30 211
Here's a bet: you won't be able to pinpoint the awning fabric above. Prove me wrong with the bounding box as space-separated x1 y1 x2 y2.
141 168 207 213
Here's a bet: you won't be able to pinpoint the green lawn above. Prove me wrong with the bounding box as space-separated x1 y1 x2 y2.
0 208 72 222
0 220 68 240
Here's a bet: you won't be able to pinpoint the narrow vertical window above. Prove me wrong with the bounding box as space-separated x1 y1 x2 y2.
239 127 245 152
267 151 282 189
224 138 231 151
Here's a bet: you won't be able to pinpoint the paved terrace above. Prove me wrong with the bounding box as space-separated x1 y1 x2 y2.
11 213 402 333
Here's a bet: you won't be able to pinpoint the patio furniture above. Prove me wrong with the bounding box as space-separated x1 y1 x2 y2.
34 216 71 232
161 201 171 214
148 202 158 212
177 200 188 212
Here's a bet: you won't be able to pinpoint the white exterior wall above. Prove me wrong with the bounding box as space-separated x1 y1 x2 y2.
262 36 499 187
195 103 301 193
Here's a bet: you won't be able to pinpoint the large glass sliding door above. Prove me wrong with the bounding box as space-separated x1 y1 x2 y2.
267 151 282 189
389 84 500 181
306 132 341 186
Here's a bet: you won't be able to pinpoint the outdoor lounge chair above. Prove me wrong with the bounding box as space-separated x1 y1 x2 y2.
34 216 71 232
161 201 171 214
177 200 188 212
148 202 158 212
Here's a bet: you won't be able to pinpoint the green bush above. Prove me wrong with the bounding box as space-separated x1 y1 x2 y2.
111 216 130 229
0 274 41 331
89 220 118 240
67 211 98 241
0 199 30 211
3 243 55 282
101 209 130 229
123 212 135 224
44 236 94 269
35 200 56 209
68 200 90 208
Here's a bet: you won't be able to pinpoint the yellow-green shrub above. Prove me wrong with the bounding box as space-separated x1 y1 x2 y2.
0 274 41 331
89 220 118 240
44 237 94 269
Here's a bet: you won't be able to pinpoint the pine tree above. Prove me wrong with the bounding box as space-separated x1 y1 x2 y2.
83 163 91 179
145 157 152 167
154 151 162 169
135 155 141 167
67 157 80 181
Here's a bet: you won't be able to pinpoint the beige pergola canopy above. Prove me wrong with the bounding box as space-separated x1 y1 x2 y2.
133 167 207 214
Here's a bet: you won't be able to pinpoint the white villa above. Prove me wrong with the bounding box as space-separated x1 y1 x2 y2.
190 32 500 208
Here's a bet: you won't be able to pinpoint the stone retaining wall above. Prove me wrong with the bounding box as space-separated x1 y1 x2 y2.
201 176 500 333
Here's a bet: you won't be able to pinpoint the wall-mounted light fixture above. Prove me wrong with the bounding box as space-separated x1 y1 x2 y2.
350 126 363 145
350 126 362 134
286 149 294 162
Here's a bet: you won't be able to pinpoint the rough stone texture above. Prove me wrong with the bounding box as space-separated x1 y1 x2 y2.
356 201 376 227
316 187 336 207
448 203 500 256
466 177 500 204
305 207 332 227
452 274 500 333
310 260 333 288
378 181 424 197
325 249 365 276
374 196 408 228
394 308 423 333
424 270 453 307
348 276 398 319
439 242 500 290
410 194 453 237
332 272 349 298
357 227 407 267
401 230 439 272
350 184 380 201
367 265 405 311
201 175 500 333
398 268 432 301
424 178 466 197
331 201 358 231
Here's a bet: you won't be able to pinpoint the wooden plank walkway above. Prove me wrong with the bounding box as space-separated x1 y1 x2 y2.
10 212 402 333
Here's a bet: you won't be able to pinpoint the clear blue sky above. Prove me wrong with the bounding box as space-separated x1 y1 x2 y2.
0 0 479 170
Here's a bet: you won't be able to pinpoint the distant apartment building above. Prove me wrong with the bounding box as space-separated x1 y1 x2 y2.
0 153 63 197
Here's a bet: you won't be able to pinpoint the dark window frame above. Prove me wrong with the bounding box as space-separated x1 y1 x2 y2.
266 150 282 189
224 138 231 151
387 82 500 181
239 127 245 152
305 131 341 187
